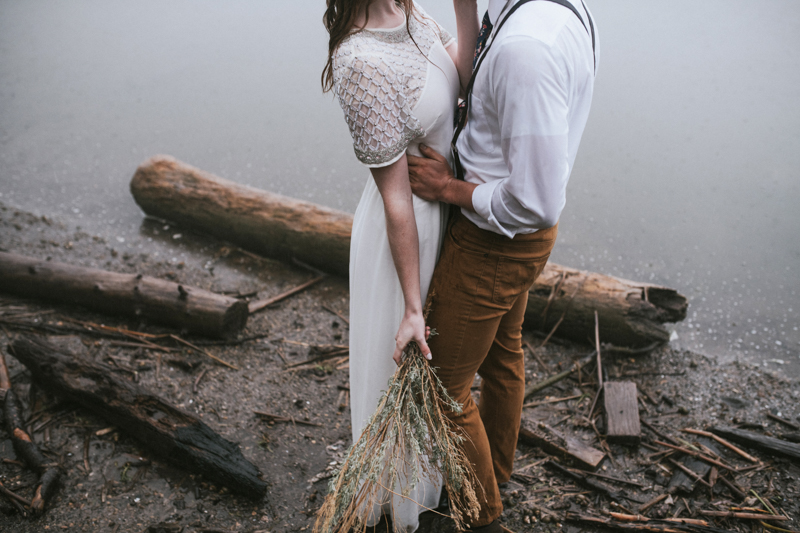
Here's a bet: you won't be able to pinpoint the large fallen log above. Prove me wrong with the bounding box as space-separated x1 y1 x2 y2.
130 155 687 347
0 252 248 339
131 155 353 277
8 335 267 498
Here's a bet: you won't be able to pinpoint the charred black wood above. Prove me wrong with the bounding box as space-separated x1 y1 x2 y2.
7 335 267 498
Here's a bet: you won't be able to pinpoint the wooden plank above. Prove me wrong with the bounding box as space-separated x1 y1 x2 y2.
519 417 605 471
711 426 800 463
604 381 641 444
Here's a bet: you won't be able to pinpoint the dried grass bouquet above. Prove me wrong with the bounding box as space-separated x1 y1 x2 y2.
314 322 481 533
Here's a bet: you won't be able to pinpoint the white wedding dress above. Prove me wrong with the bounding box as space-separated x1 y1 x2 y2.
332 4 460 531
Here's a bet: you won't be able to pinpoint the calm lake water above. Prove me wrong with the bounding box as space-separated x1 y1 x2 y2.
1 1 798 377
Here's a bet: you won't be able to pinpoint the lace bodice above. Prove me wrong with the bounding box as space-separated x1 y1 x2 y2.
332 5 454 167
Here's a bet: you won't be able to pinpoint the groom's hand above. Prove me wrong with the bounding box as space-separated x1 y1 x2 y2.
407 145 454 202
408 144 477 211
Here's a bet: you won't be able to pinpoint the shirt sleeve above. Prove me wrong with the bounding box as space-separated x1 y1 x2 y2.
333 51 424 168
470 37 570 237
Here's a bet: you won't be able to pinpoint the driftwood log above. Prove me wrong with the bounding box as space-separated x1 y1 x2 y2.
0 252 248 339
8 335 267 498
130 155 687 347
0 351 61 513
131 155 352 277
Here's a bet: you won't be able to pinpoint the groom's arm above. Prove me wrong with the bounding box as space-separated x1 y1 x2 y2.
470 38 570 236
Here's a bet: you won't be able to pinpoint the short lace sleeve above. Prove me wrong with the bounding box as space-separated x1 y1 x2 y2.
333 48 424 168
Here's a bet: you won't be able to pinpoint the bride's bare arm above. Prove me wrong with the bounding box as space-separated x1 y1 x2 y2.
447 0 480 93
370 156 432 366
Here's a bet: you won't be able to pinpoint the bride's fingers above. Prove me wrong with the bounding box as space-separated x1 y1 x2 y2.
416 335 432 361
392 345 404 367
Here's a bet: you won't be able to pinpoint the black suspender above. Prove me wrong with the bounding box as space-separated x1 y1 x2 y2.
452 0 596 180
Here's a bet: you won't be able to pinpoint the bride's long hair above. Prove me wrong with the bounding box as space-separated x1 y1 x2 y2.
322 0 417 93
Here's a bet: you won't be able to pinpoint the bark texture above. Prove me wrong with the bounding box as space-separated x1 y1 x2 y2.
130 155 687 347
131 155 353 277
8 335 267 498
0 251 248 339
524 264 687 348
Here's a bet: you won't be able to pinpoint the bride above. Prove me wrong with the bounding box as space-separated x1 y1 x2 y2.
322 0 477 530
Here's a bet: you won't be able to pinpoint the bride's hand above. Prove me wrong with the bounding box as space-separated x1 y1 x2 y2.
392 310 432 366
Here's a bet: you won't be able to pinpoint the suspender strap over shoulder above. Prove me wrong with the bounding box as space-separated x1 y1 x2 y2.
452 0 596 180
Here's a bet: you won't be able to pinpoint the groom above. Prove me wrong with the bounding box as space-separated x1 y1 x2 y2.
408 0 597 530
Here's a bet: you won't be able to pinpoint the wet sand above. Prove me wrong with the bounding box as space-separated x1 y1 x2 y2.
1 203 798 531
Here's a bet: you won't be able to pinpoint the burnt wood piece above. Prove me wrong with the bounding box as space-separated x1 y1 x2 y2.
0 351 61 513
710 426 800 463
8 336 267 498
604 381 641 444
129 155 687 347
545 461 632 503
666 437 720 495
0 252 248 339
519 417 605 471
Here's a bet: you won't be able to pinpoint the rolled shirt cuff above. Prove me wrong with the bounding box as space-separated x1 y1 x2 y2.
470 180 515 239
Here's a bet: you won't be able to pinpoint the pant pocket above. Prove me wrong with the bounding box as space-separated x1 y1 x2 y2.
492 255 551 306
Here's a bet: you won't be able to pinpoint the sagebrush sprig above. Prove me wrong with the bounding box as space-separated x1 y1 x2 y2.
314 321 481 533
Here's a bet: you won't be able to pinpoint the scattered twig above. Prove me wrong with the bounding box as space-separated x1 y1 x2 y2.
544 460 631 503
523 394 582 409
642 420 681 447
699 511 788 521
193 368 208 394
638 493 668 514
169 334 239 370
253 411 322 428
523 340 549 370
600 342 663 355
567 468 649 488
248 275 326 314
682 428 759 463
766 412 800 431
667 458 711 488
595 311 603 388
717 475 746 500
108 341 174 352
653 440 738 472
284 348 350 370
523 351 595 400
83 434 92 474
0 480 32 509
322 305 349 326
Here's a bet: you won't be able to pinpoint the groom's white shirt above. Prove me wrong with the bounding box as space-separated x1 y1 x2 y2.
459 0 599 238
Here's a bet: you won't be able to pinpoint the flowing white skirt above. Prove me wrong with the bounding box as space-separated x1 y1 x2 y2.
349 175 447 532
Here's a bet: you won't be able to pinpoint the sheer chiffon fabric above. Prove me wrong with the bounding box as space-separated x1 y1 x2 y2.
332 4 459 531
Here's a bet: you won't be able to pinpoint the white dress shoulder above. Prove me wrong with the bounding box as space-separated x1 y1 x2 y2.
332 4 460 531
